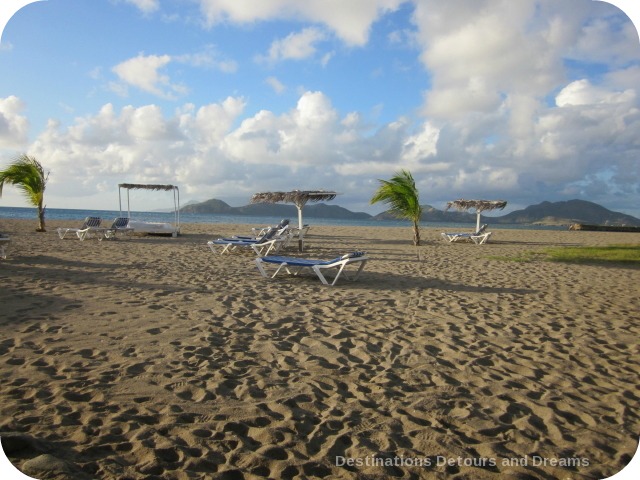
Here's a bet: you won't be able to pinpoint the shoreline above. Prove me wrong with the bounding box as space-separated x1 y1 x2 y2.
1 205 622 231
1 219 639 479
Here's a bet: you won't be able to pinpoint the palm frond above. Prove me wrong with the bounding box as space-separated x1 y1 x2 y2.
0 154 48 230
0 155 47 203
370 169 422 245
370 169 422 221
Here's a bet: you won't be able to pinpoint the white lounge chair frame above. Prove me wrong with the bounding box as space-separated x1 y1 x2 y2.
0 235 9 259
251 219 290 238
103 217 135 240
57 217 102 239
441 224 492 245
77 222 114 241
239 220 290 241
255 251 368 286
208 238 286 256
208 228 291 256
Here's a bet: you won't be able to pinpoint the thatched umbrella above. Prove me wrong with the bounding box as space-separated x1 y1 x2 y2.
250 190 338 250
446 199 507 232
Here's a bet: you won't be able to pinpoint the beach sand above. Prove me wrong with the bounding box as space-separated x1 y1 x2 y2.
0 218 638 479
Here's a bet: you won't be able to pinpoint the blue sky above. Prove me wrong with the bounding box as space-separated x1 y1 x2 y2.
0 0 639 217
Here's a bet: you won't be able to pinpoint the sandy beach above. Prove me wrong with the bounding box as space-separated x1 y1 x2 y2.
0 218 638 479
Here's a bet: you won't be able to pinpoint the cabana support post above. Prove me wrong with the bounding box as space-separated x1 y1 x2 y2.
118 183 181 236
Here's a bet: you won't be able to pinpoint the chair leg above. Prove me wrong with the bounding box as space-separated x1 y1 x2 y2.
255 259 268 278
311 265 330 285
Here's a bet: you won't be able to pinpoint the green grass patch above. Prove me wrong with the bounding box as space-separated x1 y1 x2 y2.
488 244 640 265
542 244 640 264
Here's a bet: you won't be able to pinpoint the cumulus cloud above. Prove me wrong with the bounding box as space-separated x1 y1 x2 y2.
123 0 160 14
111 48 237 99
260 27 327 63
112 53 187 99
265 76 286 94
555 79 636 106
23 91 431 206
0 96 29 149
197 0 404 46
174 45 238 73
399 0 640 211
6 0 640 214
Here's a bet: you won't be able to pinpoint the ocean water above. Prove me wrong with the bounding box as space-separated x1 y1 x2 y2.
0 206 563 231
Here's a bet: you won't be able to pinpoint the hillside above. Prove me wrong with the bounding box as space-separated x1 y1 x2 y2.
180 197 640 226
495 200 640 226
180 199 371 220
372 205 477 223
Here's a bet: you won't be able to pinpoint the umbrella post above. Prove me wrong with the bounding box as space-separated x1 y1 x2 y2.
249 190 339 253
296 202 305 251
476 211 481 233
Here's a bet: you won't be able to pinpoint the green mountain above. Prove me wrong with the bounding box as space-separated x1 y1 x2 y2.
180 198 371 220
495 200 640 226
372 205 477 223
181 197 640 226
181 198 234 214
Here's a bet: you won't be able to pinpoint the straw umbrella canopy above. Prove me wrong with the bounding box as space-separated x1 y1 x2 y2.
445 199 507 231
251 190 338 250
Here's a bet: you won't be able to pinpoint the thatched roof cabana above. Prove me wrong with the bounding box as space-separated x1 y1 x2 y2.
251 190 338 250
251 190 338 227
118 183 181 234
446 199 507 231
119 183 178 191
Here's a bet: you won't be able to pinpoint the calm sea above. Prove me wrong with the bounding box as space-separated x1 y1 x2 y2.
0 206 562 231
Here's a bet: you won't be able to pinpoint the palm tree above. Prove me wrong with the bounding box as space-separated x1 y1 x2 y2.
0 154 49 231
370 169 422 246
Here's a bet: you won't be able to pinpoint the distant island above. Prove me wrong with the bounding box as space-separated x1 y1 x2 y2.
180 198 640 227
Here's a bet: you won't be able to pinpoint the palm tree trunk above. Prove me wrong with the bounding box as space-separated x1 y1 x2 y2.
37 202 46 232
413 220 420 246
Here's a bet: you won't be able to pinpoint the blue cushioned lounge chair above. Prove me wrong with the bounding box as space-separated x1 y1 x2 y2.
255 251 368 286
208 226 289 256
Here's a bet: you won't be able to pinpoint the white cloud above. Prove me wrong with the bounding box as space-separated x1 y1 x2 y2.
5 1 640 214
112 53 187 99
265 76 286 94
401 122 440 164
174 46 238 73
555 79 636 106
123 0 160 14
261 27 327 63
569 13 640 66
197 0 404 46
0 95 29 149
411 0 625 121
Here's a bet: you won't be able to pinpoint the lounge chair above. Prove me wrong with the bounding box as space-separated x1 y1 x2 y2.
289 224 310 237
255 251 368 286
57 217 102 239
237 219 290 241
207 227 289 256
251 219 290 238
0 234 10 259
441 224 492 245
103 217 135 239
